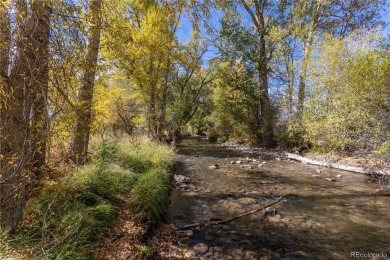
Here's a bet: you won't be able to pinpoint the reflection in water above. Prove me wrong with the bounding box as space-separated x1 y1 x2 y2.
167 137 390 259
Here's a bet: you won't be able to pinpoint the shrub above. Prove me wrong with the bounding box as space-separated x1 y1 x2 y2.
207 128 219 142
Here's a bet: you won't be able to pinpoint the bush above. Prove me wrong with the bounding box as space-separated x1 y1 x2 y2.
207 128 219 142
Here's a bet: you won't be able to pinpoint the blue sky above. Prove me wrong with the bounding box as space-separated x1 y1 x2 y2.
177 4 390 56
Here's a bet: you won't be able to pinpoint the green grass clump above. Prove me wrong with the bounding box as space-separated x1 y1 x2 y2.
131 169 171 221
20 167 133 258
10 138 174 259
116 138 174 173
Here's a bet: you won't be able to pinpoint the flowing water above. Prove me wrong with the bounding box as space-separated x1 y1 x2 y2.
166 137 390 259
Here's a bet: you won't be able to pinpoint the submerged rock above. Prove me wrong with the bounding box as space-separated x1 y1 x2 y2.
243 191 262 199
193 243 209 254
209 164 219 169
264 207 277 215
174 174 191 184
183 229 193 236
184 251 196 258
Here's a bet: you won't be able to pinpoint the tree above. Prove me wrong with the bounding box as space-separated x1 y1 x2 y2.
0 0 52 229
30 0 52 177
304 32 390 158
102 0 181 141
293 0 386 117
238 0 276 147
213 1 279 146
213 17 262 141
167 38 214 138
69 0 103 165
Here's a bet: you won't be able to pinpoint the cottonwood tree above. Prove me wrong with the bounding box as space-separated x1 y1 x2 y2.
210 1 281 146
214 16 262 141
30 0 52 176
0 0 52 229
102 0 181 141
237 0 277 147
167 38 214 138
304 32 390 157
293 0 386 117
69 0 102 165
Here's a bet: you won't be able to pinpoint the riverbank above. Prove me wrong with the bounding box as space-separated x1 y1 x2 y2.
1 138 173 259
221 141 390 180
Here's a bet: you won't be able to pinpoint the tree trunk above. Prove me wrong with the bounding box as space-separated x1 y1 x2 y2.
30 0 52 178
69 0 102 165
285 58 294 114
297 1 321 118
0 1 10 81
158 54 171 141
257 3 275 148
0 0 32 230
297 36 313 117
0 0 18 230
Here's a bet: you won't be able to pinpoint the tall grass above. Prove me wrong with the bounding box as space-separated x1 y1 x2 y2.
8 138 173 259
117 138 174 173
131 169 171 220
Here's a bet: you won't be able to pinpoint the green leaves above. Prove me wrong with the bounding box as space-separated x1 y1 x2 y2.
304 31 390 156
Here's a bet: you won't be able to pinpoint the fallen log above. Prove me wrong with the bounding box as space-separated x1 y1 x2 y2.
177 197 282 230
286 153 390 176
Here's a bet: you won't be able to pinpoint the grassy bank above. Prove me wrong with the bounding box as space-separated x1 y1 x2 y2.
5 138 173 259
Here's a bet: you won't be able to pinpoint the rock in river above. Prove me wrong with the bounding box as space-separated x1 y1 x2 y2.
174 174 191 184
209 164 219 169
193 243 209 254
184 251 196 259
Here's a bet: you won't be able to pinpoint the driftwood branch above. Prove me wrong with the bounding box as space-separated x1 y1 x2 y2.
177 197 282 230
286 153 390 176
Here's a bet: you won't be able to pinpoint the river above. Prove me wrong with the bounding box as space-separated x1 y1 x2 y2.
164 137 390 259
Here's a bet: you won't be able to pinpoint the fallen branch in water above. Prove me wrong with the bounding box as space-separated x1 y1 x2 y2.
286 153 390 176
177 197 282 230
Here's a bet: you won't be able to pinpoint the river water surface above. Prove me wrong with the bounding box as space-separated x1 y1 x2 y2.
166 137 390 259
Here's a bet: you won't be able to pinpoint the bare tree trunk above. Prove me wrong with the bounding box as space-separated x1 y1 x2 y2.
256 2 275 148
0 0 32 230
69 0 102 165
158 54 171 141
0 1 10 81
297 35 313 117
285 56 294 114
30 0 52 178
0 0 17 230
297 2 321 118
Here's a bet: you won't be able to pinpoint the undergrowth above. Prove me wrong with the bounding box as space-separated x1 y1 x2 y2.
6 138 173 259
